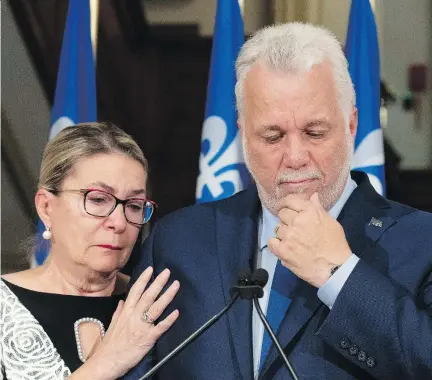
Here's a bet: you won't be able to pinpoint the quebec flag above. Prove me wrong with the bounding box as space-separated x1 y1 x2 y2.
196 0 249 203
34 0 96 265
345 0 385 195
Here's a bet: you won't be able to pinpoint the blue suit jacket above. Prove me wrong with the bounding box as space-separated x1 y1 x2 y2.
124 172 432 380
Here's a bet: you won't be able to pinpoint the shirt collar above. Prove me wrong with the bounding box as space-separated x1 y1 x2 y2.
259 176 357 250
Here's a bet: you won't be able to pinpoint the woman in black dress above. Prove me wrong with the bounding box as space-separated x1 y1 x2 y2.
1 122 180 379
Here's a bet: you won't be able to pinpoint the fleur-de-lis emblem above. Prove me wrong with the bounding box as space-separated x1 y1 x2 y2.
196 116 247 202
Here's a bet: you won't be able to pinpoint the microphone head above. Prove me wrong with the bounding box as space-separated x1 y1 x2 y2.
252 268 269 287
231 268 267 299
237 269 252 285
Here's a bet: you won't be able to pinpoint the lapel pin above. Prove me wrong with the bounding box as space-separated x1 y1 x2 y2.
369 217 383 228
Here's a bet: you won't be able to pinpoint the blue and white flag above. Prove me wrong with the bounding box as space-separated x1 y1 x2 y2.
345 0 385 194
34 0 96 265
195 0 249 203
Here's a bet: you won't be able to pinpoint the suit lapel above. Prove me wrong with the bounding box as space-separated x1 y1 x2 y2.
260 172 396 379
337 172 396 263
215 186 261 380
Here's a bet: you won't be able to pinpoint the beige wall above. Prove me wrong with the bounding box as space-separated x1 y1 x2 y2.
380 0 431 168
273 0 350 42
144 0 269 36
320 0 350 42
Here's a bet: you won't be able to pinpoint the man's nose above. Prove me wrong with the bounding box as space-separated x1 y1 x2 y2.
282 136 309 169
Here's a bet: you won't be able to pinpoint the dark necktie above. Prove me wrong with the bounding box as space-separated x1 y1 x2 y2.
260 256 297 370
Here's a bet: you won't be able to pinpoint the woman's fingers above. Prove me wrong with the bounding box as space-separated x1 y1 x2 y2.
91 270 180 377
124 266 153 310
110 268 179 343
138 269 171 312
152 309 180 340
140 280 180 322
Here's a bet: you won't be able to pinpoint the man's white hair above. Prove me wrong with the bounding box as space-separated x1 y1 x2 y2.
235 22 356 124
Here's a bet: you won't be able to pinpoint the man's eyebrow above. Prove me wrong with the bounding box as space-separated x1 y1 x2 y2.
258 125 284 132
303 119 332 128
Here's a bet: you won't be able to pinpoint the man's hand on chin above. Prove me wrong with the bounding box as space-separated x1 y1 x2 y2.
268 192 352 288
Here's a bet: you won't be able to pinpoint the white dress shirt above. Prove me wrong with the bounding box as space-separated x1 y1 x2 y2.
252 178 359 378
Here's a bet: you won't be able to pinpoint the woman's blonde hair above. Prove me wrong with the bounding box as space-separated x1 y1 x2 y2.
39 122 148 191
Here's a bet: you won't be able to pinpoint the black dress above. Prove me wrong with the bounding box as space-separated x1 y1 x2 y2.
1 279 124 377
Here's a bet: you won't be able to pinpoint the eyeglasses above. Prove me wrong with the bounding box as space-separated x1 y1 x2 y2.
50 188 157 226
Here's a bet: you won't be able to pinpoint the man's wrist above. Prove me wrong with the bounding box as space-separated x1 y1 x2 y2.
317 254 360 309
330 264 341 277
328 249 353 279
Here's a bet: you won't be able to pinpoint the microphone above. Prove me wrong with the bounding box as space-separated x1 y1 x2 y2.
230 268 268 299
252 267 269 287
251 269 299 380
137 270 254 379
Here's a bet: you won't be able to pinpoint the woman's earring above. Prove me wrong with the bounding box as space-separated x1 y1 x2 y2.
42 226 52 240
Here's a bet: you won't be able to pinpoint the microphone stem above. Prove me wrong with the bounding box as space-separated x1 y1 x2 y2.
253 297 299 380
139 293 240 380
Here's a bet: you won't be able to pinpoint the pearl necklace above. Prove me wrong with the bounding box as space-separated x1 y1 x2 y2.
74 317 106 363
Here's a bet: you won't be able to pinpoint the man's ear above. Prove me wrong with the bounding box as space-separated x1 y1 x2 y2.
349 106 358 140
35 189 56 228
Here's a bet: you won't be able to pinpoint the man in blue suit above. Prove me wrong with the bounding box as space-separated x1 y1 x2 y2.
125 23 432 379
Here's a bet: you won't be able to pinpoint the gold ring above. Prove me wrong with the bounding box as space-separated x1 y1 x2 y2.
141 310 154 324
274 224 282 241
